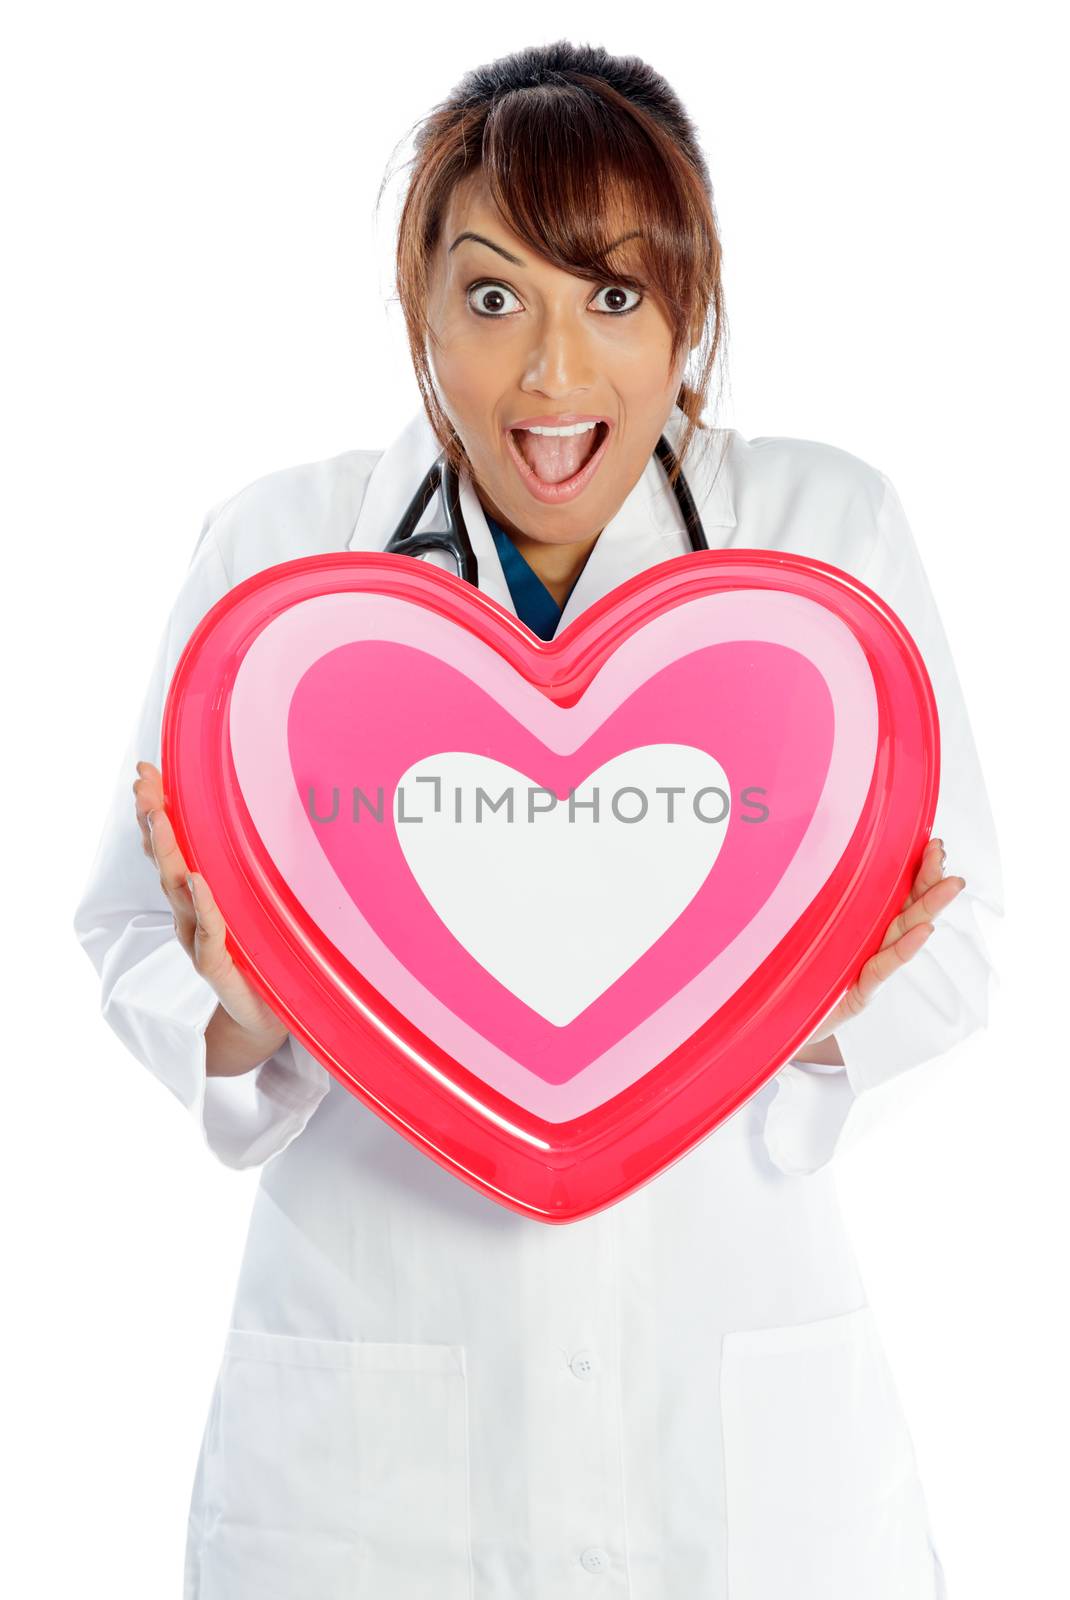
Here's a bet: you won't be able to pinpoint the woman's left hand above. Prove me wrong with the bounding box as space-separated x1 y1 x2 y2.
802 837 966 1053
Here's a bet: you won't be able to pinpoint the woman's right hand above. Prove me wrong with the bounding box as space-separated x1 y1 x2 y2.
133 760 290 1068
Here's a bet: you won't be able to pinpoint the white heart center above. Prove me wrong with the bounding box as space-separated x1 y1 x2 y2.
394 745 730 1025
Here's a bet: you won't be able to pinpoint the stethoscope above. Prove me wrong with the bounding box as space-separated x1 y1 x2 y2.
383 433 709 586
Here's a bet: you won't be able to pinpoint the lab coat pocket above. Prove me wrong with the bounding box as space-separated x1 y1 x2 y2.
720 1306 940 1600
196 1330 471 1600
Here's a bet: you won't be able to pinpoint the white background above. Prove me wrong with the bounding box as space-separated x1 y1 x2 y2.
4 2 1066 1593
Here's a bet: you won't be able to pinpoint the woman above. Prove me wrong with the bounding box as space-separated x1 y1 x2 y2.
73 40 1002 1600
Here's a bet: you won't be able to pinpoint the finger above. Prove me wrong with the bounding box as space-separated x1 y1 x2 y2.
133 762 165 859
900 837 947 913
913 837 947 900
846 921 936 1013
883 873 966 949
145 806 194 927
134 760 163 795
186 872 233 985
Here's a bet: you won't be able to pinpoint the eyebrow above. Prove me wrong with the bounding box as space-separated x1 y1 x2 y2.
448 229 642 266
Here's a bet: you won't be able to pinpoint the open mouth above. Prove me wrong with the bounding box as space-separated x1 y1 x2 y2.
506 420 612 503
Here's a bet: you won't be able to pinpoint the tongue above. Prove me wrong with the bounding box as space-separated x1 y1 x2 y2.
516 427 598 484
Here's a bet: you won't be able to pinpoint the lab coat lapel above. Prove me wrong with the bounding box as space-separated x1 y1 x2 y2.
347 407 518 620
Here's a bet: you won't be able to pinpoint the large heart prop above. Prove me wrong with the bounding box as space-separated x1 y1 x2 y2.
163 551 938 1222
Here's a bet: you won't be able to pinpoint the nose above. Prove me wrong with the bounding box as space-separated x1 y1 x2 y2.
519 306 596 401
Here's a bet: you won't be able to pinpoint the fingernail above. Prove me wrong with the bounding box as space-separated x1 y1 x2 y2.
186 874 195 897
147 809 158 830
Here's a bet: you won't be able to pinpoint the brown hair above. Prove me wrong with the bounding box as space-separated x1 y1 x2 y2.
380 40 729 490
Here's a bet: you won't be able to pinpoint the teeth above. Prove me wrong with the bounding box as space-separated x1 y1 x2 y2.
521 421 600 437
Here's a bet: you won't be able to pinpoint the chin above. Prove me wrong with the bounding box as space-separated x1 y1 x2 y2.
523 508 605 543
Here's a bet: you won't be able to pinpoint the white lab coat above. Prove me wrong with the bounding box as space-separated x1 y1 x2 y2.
73 403 1003 1600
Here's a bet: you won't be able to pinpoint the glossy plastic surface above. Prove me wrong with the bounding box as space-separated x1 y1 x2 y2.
162 550 939 1222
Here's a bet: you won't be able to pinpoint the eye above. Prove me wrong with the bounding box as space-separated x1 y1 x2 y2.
467 281 522 317
590 284 644 315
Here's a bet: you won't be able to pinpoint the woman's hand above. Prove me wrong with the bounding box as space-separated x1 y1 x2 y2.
798 837 965 1059
133 761 290 1073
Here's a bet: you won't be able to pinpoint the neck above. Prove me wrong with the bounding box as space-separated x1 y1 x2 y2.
510 526 603 606
479 498 603 606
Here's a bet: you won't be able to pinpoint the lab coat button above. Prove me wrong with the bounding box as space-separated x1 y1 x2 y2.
569 1348 596 1379
580 1546 610 1573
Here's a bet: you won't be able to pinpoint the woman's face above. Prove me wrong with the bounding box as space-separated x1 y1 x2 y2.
425 172 691 547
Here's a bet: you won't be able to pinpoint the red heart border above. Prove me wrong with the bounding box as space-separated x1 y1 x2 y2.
163 550 938 1222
